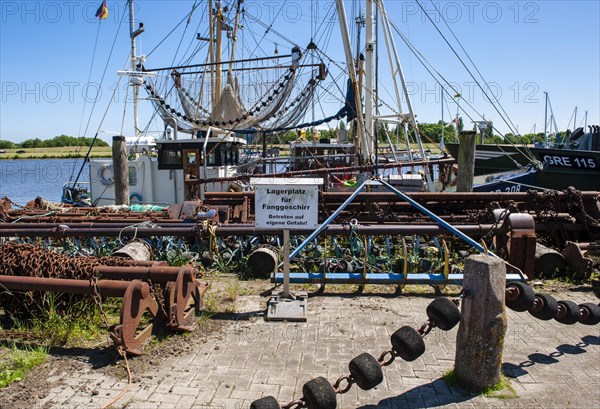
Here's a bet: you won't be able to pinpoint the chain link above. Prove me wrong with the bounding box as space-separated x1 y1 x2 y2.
333 375 354 394
281 399 304 409
89 276 118 345
378 349 396 367
418 321 435 337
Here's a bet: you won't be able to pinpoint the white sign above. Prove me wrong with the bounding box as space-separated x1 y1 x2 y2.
252 178 323 229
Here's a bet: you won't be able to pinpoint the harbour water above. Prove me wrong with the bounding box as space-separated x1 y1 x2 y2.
0 158 90 205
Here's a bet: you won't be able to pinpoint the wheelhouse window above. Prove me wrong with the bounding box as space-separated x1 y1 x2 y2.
157 146 183 170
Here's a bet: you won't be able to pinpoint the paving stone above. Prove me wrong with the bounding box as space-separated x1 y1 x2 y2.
29 290 600 409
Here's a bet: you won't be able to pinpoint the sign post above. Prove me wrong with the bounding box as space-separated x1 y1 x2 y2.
252 177 323 321
282 229 290 298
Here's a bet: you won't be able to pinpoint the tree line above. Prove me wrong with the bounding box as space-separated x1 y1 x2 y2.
270 119 561 146
0 135 108 150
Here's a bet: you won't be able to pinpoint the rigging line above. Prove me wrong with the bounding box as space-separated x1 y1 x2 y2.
415 0 519 137
427 0 521 137
72 71 126 187
177 11 209 67
81 2 128 140
71 21 103 181
120 73 131 136
243 10 298 49
382 10 534 162
147 0 202 58
311 0 314 41
316 88 334 132
170 0 200 67
241 24 271 86
243 20 269 62
386 25 527 163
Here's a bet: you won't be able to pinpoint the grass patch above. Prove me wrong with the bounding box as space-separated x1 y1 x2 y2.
442 368 460 387
442 369 517 399
0 344 48 388
3 291 113 346
0 146 112 160
481 375 517 399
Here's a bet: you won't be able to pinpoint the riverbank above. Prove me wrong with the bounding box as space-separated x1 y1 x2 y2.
0 146 112 160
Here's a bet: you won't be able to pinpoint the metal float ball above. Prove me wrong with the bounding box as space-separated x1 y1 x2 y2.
555 300 581 325
250 396 279 409
348 353 383 390
528 293 559 321
505 282 535 312
390 326 425 362
302 377 337 409
578 303 600 325
426 297 461 330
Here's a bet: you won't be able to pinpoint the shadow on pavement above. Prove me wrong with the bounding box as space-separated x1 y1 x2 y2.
356 378 472 408
502 335 600 378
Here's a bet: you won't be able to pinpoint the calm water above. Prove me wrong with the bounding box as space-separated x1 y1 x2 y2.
0 158 90 205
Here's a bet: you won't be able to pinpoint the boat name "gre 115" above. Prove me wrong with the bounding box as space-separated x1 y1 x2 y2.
541 155 598 169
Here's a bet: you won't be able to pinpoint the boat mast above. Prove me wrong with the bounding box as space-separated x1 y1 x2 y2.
364 0 375 164
546 94 559 138
228 0 243 74
215 2 223 104
209 0 215 110
130 0 139 138
378 0 434 191
335 0 366 156
544 91 548 145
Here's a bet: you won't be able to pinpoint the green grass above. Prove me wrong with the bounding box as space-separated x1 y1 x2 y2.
4 291 109 346
0 344 48 388
0 146 112 160
442 369 517 398
481 375 517 399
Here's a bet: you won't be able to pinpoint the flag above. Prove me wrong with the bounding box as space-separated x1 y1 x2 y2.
96 1 108 20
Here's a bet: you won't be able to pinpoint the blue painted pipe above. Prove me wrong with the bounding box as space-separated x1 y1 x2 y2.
289 179 369 260
377 179 495 257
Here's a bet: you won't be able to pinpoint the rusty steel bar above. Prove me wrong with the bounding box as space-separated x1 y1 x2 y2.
0 227 200 238
2 217 182 224
0 275 149 298
0 222 191 229
122 260 168 267
204 190 600 201
94 265 196 283
0 222 585 238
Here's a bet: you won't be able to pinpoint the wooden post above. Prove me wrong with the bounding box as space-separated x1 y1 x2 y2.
455 255 507 391
112 135 130 206
456 130 476 192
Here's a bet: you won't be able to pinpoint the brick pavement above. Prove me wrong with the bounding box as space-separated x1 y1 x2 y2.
34 289 600 409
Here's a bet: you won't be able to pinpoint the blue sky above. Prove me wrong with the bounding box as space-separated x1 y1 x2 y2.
1 0 599 144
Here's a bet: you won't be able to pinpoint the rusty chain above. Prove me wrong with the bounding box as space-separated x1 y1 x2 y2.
89 276 120 346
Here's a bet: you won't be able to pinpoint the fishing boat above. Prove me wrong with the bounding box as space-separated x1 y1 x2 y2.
65 0 463 206
446 90 600 191
446 126 600 191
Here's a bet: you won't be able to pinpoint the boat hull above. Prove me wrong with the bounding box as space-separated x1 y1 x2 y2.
446 143 600 190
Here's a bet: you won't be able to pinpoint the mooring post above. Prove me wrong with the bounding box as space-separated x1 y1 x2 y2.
454 255 507 391
456 130 476 192
112 135 130 206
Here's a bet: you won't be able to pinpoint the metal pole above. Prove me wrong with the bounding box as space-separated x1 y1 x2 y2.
289 179 369 259
335 0 367 158
283 229 290 298
544 91 548 145
364 0 375 164
129 0 139 139
377 178 494 256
